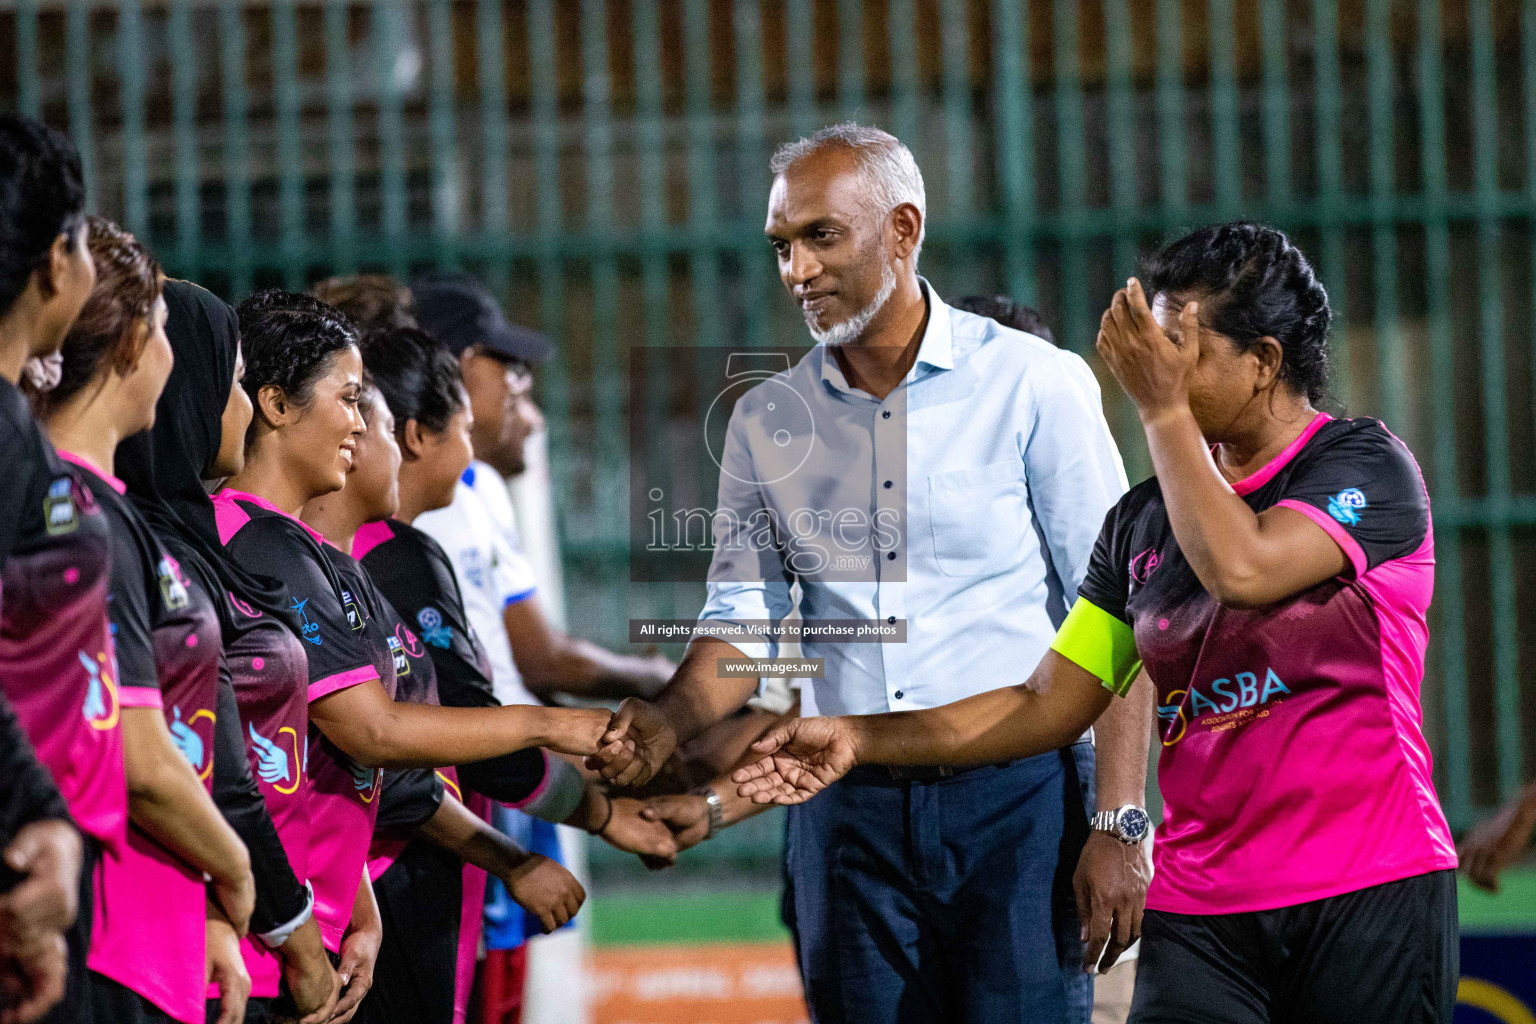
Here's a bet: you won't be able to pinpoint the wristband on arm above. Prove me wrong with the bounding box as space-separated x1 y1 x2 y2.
256 882 314 949
1050 598 1142 697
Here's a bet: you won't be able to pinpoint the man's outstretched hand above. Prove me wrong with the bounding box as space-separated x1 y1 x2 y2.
731 717 858 805
585 698 677 788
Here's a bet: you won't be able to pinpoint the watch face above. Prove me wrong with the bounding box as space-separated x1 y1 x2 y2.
1118 807 1150 841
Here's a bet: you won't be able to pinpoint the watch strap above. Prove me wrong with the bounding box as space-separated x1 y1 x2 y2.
696 786 724 841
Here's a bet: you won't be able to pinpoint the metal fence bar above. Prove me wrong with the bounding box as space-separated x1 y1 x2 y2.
1155 0 1187 220
940 0 976 275
217 0 250 294
374 0 408 278
683 0 722 350
1469 0 1521 805
1311 0 1351 409
1208 0 1240 216
118 0 147 237
17 0 40 119
528 0 571 517
474 0 510 294
168 0 200 277
66 3 96 210
1366 0 1407 437
991 0 1035 305
786 0 816 138
427 0 460 266
271 0 304 288
1259 0 1291 209
1104 0 1136 278
734 0 771 349
1053 0 1089 353
1418 0 1470 822
1527 0 1536 462
324 0 357 275
581 0 624 542
888 0 920 151
838 0 865 122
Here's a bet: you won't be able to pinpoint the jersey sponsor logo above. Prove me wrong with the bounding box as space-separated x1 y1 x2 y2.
1327 487 1367 525
396 623 424 659
229 593 261 618
341 589 364 631
386 633 411 676
1157 667 1291 746
170 705 216 779
157 555 191 611
417 607 453 649
290 597 323 646
249 721 303 794
1129 546 1162 585
44 476 79 535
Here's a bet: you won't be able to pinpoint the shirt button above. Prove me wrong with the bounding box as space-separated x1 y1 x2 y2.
894 690 904 699
887 550 897 560
887 615 896 624
883 480 893 489
882 410 891 419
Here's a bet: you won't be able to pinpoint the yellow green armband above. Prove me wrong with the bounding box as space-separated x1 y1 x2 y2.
1050 598 1142 697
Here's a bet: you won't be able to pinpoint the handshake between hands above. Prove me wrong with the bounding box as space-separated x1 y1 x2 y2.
575 698 862 866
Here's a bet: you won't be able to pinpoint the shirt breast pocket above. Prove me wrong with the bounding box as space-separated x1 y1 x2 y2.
925 461 1031 577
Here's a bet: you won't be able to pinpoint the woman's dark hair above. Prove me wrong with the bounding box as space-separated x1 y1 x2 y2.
313 274 417 333
1142 221 1332 404
237 288 360 408
0 114 87 317
33 216 162 414
359 326 467 437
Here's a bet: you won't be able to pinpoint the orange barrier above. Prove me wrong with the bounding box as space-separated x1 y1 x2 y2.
589 942 808 1024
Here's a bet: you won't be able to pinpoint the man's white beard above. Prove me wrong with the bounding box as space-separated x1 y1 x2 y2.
806 259 897 347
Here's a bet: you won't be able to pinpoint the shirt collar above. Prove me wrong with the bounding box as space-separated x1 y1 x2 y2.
817 277 953 395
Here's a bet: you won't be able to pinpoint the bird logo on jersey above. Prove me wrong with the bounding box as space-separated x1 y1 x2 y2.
1327 488 1367 525
170 706 205 771
79 650 119 730
350 757 379 802
249 722 303 794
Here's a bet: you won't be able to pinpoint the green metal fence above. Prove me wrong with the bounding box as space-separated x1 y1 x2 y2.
6 0 1536 844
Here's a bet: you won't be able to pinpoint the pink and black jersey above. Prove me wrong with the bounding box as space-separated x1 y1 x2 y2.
0 382 123 853
215 488 384 950
1077 414 1456 915
65 454 217 1024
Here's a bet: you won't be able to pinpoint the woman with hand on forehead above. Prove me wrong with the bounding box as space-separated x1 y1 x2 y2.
735 222 1458 1024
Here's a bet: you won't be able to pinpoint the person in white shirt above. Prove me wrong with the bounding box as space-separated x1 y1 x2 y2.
590 124 1155 1024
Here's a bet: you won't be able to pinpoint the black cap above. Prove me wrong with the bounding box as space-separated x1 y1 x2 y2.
410 273 553 365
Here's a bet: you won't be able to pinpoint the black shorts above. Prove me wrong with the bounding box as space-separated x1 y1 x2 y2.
1130 869 1459 1024
89 972 174 1024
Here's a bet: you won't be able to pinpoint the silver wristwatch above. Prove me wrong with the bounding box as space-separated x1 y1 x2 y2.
1091 805 1150 845
696 785 724 841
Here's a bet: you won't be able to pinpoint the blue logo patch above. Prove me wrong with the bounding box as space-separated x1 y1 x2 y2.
417 607 453 649
1327 487 1367 525
290 597 323 646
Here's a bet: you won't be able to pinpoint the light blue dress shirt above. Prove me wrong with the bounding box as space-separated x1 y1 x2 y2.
698 281 1128 716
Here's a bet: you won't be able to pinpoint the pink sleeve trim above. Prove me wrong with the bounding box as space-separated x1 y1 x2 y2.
307 665 377 702
506 749 553 809
1276 499 1368 579
118 687 164 709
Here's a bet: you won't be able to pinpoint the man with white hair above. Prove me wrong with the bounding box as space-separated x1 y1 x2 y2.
593 124 1153 1023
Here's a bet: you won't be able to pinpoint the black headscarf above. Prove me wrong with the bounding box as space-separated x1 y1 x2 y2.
116 279 292 633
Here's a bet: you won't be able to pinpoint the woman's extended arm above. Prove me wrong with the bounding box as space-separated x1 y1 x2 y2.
309 678 610 769
734 651 1113 804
